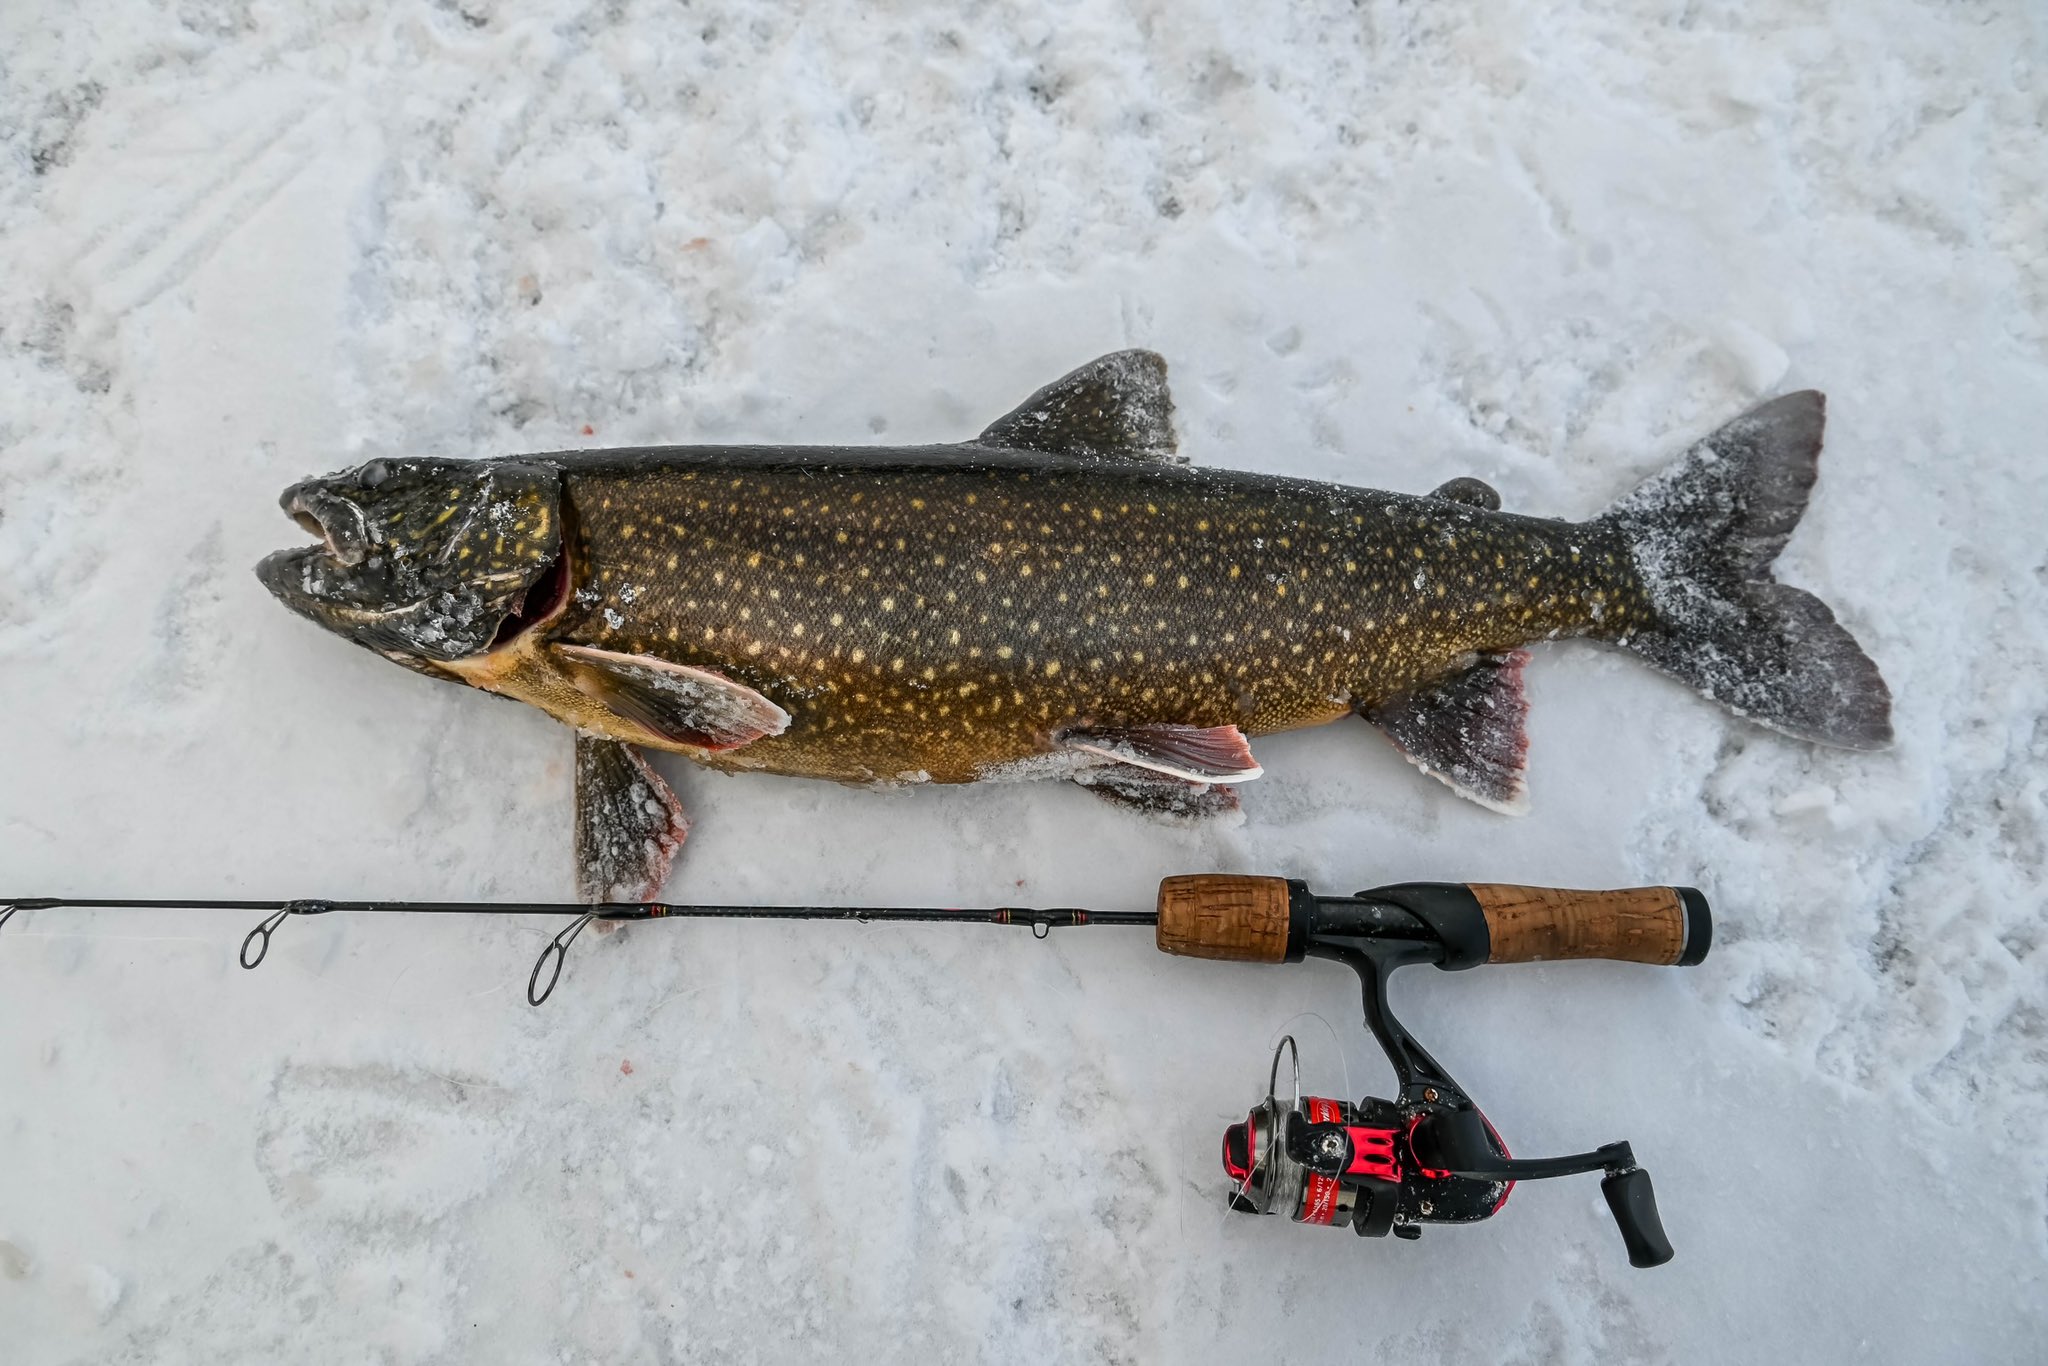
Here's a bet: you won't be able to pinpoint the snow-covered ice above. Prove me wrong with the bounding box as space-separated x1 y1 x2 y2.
3 2 2044 1361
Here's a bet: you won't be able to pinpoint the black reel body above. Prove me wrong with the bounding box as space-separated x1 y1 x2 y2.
1223 1083 1511 1239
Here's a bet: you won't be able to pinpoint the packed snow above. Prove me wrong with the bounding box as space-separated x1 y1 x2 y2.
2 3 2044 1362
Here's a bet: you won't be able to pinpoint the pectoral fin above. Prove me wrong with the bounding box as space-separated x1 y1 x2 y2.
1361 650 1530 814
575 734 689 903
1059 722 1262 782
977 350 1181 463
552 644 790 751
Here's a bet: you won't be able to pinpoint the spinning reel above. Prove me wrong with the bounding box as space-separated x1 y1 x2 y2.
1154 876 1709 1267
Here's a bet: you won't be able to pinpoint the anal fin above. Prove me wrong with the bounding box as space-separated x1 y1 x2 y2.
575 734 689 902
1059 722 1263 782
1361 650 1531 814
1075 766 1242 822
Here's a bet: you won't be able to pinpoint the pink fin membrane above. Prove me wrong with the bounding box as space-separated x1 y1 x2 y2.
574 735 689 903
1363 650 1531 814
555 644 790 751
1060 722 1263 783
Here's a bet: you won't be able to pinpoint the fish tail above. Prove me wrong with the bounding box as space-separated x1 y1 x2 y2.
1595 391 1893 749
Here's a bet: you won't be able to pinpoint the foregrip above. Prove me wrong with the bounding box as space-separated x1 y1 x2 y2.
1154 874 1295 963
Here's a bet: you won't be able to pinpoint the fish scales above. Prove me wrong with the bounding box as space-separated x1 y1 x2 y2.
553 451 1647 783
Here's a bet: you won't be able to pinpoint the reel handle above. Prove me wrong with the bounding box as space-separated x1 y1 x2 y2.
1603 1167 1676 1269
1154 875 1711 969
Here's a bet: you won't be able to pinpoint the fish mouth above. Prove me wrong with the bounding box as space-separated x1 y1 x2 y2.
279 482 369 566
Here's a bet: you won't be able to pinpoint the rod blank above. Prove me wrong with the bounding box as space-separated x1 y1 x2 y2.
0 896 1156 1007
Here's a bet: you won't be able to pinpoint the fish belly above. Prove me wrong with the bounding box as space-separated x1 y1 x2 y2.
538 455 1642 783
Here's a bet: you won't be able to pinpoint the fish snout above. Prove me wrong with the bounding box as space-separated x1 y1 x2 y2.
281 481 371 566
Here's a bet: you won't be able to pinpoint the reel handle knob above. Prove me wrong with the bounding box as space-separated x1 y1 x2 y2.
1601 1167 1675 1268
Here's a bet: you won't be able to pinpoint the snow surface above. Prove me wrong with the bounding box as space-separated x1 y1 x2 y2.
3 3 2045 1361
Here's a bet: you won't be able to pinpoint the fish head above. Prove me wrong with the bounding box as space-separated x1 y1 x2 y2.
256 456 568 667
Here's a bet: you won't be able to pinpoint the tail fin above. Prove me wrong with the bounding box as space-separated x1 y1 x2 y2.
1597 392 1893 749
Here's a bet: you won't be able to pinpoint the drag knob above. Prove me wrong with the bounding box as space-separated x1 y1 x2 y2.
1222 1120 1255 1184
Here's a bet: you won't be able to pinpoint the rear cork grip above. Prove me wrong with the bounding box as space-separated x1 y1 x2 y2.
1155 874 1294 963
1468 884 1710 966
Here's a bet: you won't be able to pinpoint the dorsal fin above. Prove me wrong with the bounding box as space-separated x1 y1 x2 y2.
977 350 1181 463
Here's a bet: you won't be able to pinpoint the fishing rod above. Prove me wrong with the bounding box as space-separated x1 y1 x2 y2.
1 874 1708 1267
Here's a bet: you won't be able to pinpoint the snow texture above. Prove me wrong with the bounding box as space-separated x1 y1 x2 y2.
2 3 2045 1362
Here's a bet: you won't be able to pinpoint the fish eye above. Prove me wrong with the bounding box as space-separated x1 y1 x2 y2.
360 459 392 488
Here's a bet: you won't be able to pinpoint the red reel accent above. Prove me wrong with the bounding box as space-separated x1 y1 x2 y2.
1343 1126 1401 1183
1301 1098 1345 1224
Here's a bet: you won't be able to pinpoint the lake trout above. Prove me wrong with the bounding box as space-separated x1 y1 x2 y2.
258 351 1892 899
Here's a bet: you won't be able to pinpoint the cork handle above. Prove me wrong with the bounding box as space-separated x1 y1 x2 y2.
1468 884 1704 966
1155 875 1294 963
